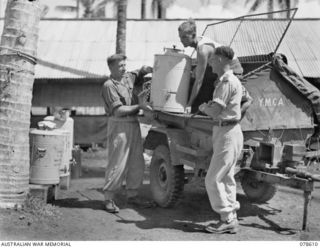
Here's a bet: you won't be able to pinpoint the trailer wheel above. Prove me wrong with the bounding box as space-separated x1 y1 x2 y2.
150 145 184 208
241 175 277 203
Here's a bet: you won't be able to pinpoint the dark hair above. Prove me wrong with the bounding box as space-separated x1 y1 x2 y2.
214 46 234 60
107 54 127 66
178 18 196 34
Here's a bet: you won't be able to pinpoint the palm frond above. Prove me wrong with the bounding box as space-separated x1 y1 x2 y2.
249 0 265 12
222 0 238 9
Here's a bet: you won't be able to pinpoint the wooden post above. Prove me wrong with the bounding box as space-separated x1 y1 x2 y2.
302 190 312 231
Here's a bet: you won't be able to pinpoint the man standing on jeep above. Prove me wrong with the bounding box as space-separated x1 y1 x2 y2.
178 18 243 112
199 46 243 234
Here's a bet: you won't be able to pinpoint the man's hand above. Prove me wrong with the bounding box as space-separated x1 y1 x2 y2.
199 103 208 113
140 103 153 112
138 90 153 112
199 101 222 119
141 66 153 75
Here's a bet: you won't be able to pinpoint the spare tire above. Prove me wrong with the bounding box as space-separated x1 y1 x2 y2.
241 174 277 203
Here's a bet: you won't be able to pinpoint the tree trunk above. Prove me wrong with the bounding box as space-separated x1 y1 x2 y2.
141 0 146 19
116 0 127 55
267 0 274 19
159 2 167 19
157 0 161 18
76 0 80 18
286 0 291 19
0 0 41 208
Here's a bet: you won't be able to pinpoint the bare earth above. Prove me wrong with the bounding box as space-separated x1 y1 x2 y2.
1 148 320 241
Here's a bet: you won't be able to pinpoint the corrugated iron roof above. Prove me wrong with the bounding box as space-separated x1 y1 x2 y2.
0 19 319 79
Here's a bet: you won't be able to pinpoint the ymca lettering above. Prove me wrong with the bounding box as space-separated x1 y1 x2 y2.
258 97 284 107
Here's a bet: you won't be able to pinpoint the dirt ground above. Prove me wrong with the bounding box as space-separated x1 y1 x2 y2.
1 148 320 241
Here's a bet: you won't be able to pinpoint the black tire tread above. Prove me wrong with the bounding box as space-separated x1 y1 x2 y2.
150 145 184 208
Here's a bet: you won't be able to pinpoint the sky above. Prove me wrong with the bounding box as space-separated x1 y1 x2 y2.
166 0 320 18
0 0 319 19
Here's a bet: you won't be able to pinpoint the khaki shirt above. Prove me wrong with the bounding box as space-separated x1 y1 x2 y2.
101 71 140 116
210 70 242 121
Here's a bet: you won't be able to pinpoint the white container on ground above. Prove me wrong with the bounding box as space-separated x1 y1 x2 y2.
29 129 65 185
43 114 74 177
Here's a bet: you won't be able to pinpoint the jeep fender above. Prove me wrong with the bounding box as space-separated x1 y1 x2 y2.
144 127 190 166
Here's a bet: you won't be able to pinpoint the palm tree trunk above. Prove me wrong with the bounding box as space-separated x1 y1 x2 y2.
160 2 167 19
157 0 162 18
267 0 274 19
0 0 41 208
141 0 146 19
116 0 127 54
77 0 80 18
286 0 291 19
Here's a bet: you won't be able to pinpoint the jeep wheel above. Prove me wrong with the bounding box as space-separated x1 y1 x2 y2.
241 175 277 203
150 145 184 208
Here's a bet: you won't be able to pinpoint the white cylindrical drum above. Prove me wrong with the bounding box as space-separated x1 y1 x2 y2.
151 48 191 113
29 129 65 184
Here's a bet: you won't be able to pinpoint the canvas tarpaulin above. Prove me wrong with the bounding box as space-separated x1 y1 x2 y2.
272 54 320 125
271 54 320 147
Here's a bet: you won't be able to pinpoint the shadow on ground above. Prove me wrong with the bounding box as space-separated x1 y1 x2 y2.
52 177 297 235
80 166 105 178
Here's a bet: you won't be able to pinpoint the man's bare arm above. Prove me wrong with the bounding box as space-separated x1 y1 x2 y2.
187 45 212 106
113 89 153 117
113 105 140 117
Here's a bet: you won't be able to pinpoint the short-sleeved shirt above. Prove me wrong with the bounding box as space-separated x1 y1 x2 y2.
101 71 140 116
210 70 242 121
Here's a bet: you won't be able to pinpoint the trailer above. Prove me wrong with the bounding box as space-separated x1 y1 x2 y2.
142 9 320 230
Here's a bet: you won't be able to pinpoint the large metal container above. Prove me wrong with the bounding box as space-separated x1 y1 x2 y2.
59 130 71 177
151 48 191 113
43 115 74 177
29 129 65 184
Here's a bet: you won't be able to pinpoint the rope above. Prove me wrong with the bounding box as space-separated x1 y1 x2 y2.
0 46 37 76
0 46 37 65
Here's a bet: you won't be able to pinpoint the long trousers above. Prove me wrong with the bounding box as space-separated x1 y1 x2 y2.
205 124 243 222
103 116 145 200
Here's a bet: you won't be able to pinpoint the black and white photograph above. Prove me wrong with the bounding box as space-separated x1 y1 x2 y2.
0 0 320 246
